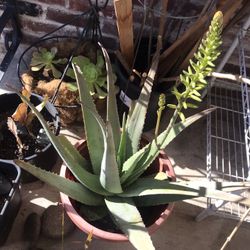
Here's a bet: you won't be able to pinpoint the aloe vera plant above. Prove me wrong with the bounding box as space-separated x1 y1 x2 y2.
14 12 250 249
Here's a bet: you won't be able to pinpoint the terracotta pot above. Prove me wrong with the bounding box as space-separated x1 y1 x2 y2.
60 139 175 241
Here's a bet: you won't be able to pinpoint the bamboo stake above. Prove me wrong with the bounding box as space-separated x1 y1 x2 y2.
114 0 134 67
220 207 250 250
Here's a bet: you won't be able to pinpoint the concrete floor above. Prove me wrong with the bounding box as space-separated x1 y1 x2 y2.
1 46 250 250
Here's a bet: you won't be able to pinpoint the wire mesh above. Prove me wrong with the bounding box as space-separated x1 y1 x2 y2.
204 27 250 221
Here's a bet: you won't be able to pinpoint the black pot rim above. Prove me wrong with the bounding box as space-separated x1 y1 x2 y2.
0 160 21 213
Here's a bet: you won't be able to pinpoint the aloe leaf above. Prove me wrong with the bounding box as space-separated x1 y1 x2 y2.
121 178 198 197
73 63 105 175
100 122 122 193
121 108 215 185
99 43 121 152
121 178 199 205
125 179 250 207
126 52 160 158
15 92 109 195
14 160 104 206
117 113 127 172
72 94 122 194
105 197 155 250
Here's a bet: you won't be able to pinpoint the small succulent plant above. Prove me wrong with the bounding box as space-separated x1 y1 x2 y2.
30 47 67 78
66 51 109 98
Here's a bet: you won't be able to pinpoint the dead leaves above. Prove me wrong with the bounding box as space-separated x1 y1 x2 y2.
12 88 31 125
7 117 23 151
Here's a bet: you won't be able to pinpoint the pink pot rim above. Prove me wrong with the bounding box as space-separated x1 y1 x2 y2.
60 140 176 241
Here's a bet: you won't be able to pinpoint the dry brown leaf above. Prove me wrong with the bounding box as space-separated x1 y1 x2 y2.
84 229 93 249
12 103 28 124
12 87 32 124
22 88 31 99
7 117 23 149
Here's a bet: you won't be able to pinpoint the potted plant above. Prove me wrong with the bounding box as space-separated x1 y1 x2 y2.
0 89 60 182
13 12 250 249
0 160 21 245
19 37 110 125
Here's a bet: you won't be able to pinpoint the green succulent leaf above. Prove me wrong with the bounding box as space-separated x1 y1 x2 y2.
99 43 121 152
53 58 67 65
186 103 198 109
167 104 177 109
95 84 107 98
105 197 155 250
100 122 122 193
189 95 202 102
126 48 161 158
30 47 65 78
121 108 215 185
117 113 128 171
67 53 108 98
132 180 250 207
31 64 45 72
73 63 105 175
66 68 75 79
14 160 104 206
15 91 109 195
66 82 78 92
51 64 62 78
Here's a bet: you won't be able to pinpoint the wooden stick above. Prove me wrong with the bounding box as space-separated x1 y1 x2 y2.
114 0 134 67
160 72 250 86
220 207 250 250
211 72 250 85
157 13 211 78
157 0 245 79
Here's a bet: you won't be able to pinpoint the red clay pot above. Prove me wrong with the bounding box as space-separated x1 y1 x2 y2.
60 139 175 241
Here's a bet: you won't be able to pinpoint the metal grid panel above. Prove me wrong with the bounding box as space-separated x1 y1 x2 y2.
196 27 250 222
206 79 250 221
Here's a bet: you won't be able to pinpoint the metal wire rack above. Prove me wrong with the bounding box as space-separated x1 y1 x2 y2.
196 27 250 222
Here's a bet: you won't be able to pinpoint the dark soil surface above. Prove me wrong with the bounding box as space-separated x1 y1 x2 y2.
74 200 168 234
0 109 54 160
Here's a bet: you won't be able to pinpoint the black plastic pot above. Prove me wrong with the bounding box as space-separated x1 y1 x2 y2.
0 92 60 182
114 59 162 132
0 160 21 246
